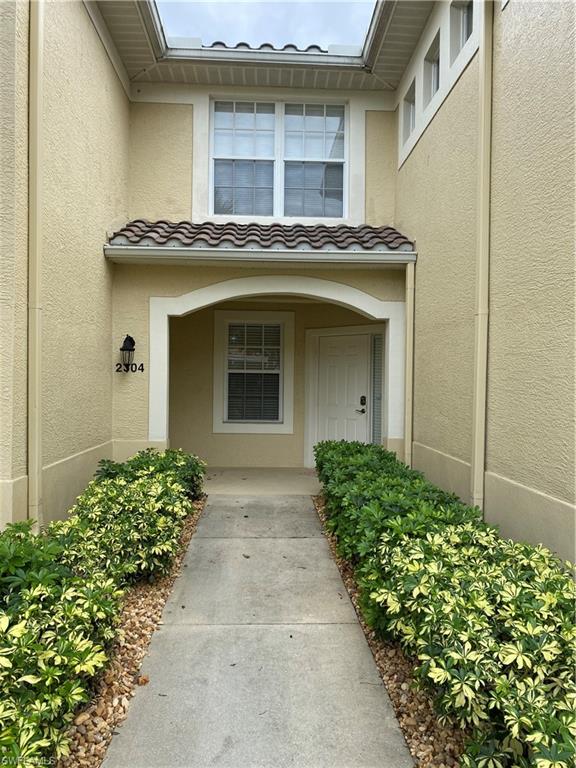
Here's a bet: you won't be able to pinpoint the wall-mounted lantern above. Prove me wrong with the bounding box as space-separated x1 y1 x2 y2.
120 335 136 365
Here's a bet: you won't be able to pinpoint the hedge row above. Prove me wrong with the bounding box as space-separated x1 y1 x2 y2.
0 449 205 767
315 440 575 768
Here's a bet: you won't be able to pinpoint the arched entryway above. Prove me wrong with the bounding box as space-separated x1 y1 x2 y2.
149 275 405 465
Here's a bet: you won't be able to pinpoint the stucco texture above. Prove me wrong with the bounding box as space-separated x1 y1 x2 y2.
129 102 193 221
112 265 405 446
486 1 575 505
365 110 396 226
0 0 28 485
169 301 383 466
395 58 479 471
41 0 129 472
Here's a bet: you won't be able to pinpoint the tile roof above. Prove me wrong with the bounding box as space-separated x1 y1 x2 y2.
108 220 414 252
204 41 327 54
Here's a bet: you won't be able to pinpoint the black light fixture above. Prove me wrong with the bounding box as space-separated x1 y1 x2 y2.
120 335 136 365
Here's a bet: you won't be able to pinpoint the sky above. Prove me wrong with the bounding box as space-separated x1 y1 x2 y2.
156 0 377 50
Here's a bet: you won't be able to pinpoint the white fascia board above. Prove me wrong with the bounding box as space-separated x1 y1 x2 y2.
104 245 417 265
164 47 364 68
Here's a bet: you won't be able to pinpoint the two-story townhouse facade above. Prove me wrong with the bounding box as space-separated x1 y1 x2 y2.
0 0 574 560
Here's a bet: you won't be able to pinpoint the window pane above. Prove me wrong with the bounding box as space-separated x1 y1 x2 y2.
256 103 275 130
255 161 273 187
304 163 324 189
214 159 233 186
214 130 233 156
305 103 324 131
325 163 343 188
235 102 255 129
284 188 304 216
214 101 234 128
226 325 281 422
284 162 304 188
255 130 274 157
234 187 253 215
325 132 344 159
264 325 281 346
234 160 254 187
285 131 303 158
303 190 324 217
234 130 254 157
324 191 343 217
215 160 273 215
304 132 324 158
285 103 304 130
246 325 263 345
254 188 273 215
214 187 233 214
325 105 345 132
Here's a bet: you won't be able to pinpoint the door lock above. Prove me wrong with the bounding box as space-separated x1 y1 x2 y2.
360 395 366 406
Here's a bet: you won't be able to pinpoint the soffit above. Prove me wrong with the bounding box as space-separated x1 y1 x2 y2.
95 0 433 91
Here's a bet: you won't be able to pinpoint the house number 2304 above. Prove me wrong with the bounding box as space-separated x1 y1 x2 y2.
116 363 145 373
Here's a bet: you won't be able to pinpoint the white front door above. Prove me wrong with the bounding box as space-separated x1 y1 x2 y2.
317 334 371 443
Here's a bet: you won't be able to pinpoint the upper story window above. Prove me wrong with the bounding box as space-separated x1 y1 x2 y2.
211 100 347 219
424 32 441 107
402 80 416 144
450 0 473 63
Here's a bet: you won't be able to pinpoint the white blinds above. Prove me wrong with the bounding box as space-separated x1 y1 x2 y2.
227 323 282 422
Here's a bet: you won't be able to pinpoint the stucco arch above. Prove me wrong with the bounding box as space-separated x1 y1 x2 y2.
148 275 405 443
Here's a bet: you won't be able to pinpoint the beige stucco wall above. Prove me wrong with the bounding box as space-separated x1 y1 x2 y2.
169 301 384 466
0 2 29 526
112 265 405 455
39 1 129 521
395 58 479 497
484 1 575 556
129 102 193 221
365 110 396 226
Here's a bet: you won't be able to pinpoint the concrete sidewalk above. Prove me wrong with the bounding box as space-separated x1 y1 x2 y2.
103 495 412 768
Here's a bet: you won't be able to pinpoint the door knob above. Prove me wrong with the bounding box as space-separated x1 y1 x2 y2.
355 408 366 414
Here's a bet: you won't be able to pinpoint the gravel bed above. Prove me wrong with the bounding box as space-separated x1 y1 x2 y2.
314 495 468 768
57 498 205 768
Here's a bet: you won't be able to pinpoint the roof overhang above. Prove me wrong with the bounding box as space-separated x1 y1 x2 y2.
93 0 433 91
104 244 417 267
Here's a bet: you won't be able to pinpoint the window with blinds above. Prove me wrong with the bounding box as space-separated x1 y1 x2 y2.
284 104 345 217
226 323 282 422
213 102 275 216
212 100 346 218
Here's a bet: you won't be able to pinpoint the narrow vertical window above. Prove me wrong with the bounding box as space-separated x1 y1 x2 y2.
371 334 383 445
450 0 473 64
402 80 416 144
424 32 441 107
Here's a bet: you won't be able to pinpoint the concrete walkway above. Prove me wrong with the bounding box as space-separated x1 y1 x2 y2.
103 492 412 768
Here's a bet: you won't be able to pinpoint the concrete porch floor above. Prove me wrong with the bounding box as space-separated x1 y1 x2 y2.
205 467 321 496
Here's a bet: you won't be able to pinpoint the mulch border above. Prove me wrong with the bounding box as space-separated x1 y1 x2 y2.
313 495 468 768
57 497 206 768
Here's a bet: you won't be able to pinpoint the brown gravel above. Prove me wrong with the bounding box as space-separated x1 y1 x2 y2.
313 495 469 768
57 498 205 768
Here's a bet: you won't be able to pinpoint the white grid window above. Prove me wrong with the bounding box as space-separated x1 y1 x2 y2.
284 104 345 217
226 323 282 422
402 80 416 144
213 102 275 215
211 101 346 219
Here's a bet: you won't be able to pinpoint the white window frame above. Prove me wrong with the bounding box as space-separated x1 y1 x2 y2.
213 310 295 434
209 99 349 221
397 0 480 167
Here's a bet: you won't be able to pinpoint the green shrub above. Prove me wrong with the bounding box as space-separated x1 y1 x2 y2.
315 440 576 768
0 449 205 767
